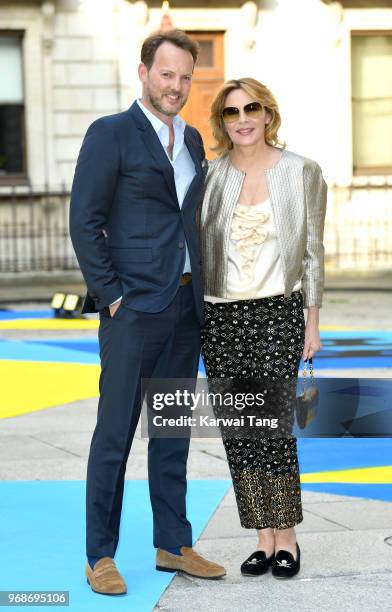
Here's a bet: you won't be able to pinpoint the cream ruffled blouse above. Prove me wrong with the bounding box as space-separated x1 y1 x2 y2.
205 198 302 303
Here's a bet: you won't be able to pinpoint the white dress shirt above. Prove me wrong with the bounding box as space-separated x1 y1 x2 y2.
110 100 196 306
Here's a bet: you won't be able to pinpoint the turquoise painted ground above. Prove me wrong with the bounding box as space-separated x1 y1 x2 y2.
0 480 231 612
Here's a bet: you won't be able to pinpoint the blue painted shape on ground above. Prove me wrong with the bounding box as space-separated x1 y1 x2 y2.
0 479 231 612
301 483 392 502
1 327 392 369
25 339 100 356
292 378 392 438
210 354 392 369
0 339 100 364
199 357 206 375
298 438 392 472
0 309 53 320
301 357 392 368
321 331 392 338
319 347 392 354
332 384 390 397
33 338 392 359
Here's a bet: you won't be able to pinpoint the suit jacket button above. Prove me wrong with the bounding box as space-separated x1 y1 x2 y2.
178 241 184 249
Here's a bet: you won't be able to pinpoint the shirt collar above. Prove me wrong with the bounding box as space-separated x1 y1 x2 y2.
137 99 186 136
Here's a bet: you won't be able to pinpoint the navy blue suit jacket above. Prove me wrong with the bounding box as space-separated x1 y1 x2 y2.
69 101 206 322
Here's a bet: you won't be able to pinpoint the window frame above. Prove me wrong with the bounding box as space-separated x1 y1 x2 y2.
351 30 392 176
0 29 28 185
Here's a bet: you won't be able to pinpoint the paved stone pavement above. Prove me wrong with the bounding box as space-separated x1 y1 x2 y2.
1 290 391 611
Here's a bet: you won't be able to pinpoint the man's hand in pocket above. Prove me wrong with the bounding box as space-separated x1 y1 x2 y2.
109 299 122 318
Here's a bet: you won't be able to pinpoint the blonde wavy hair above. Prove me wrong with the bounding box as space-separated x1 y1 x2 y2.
210 77 286 155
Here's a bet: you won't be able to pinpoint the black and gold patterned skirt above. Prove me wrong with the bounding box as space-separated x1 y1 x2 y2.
201 291 305 530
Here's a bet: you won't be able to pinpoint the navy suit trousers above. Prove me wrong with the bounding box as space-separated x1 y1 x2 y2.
86 283 200 557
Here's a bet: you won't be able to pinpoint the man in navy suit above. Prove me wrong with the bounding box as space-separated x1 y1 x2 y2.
70 29 226 595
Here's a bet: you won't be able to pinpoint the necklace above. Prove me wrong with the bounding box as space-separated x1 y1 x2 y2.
239 167 268 205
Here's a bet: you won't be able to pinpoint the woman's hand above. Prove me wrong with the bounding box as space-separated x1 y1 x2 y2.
302 306 322 361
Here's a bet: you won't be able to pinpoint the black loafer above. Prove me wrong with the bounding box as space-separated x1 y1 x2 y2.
272 543 300 578
241 550 275 576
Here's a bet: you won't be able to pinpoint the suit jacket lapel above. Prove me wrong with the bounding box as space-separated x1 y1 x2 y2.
184 127 202 173
182 127 203 209
129 102 179 206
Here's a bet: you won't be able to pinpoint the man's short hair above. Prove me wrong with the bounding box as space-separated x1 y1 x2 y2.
141 29 199 70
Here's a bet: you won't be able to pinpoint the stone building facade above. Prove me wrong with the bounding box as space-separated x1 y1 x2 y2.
0 0 391 273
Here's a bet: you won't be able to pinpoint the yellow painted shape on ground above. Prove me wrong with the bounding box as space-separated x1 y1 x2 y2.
0 360 100 419
0 319 380 332
0 316 387 333
0 318 99 330
0 320 373 332
301 465 392 484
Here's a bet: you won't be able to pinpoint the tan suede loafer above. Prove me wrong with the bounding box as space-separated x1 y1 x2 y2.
85 557 127 595
156 547 226 579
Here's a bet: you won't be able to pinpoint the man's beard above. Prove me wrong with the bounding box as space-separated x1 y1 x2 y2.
147 89 186 117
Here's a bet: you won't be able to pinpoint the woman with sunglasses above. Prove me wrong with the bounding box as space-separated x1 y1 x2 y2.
199 78 327 578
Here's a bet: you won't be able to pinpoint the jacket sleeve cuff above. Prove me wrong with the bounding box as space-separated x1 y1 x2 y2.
88 281 123 310
302 293 323 308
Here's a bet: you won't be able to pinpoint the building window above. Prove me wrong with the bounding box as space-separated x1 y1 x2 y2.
0 33 26 179
351 32 392 175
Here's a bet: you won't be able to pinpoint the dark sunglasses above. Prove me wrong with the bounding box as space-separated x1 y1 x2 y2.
221 101 264 123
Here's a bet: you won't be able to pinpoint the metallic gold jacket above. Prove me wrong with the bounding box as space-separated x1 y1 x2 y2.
199 149 328 308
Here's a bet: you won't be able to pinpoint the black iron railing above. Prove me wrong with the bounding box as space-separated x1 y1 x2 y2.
0 179 391 274
324 180 392 271
0 184 77 273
